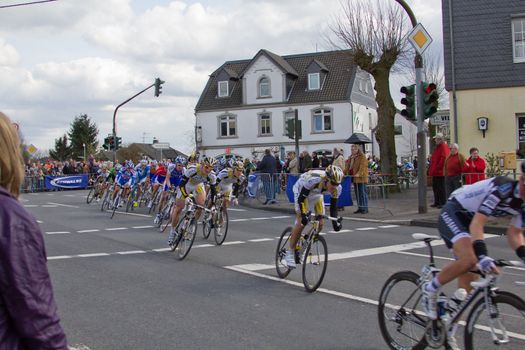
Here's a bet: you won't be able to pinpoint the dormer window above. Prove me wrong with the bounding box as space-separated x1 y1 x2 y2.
259 77 271 98
308 73 320 90
218 81 229 97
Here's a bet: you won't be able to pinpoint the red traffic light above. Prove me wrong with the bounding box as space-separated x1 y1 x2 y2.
424 83 436 94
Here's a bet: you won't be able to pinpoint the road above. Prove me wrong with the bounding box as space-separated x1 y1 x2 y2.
21 190 525 350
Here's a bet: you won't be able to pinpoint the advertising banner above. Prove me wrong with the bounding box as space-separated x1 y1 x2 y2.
45 175 89 190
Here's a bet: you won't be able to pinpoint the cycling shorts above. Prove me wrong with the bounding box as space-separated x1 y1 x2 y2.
438 199 473 249
176 182 205 199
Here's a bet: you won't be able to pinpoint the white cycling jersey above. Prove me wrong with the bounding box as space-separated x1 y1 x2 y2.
293 170 342 198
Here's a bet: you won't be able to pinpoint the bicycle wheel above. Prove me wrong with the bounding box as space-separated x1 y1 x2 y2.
176 218 196 260
148 190 159 214
110 195 120 219
378 271 428 350
301 234 328 293
160 201 174 232
275 227 293 279
202 211 212 239
464 291 525 350
126 188 136 212
100 189 109 211
214 208 228 245
86 187 96 204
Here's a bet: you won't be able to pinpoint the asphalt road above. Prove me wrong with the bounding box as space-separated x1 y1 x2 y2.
20 190 525 350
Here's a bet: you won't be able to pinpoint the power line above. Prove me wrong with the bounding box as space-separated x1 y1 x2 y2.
0 0 58 9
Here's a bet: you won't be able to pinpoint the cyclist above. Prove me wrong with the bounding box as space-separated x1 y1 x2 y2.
132 159 150 207
284 165 344 268
167 157 217 245
154 157 185 224
112 162 133 207
421 169 525 321
213 160 245 221
149 160 167 210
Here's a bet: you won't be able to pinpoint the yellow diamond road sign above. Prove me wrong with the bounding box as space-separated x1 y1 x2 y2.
407 23 433 54
27 144 37 155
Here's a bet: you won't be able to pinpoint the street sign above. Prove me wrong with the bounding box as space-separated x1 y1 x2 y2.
152 142 170 149
430 114 449 125
407 23 433 55
27 144 38 155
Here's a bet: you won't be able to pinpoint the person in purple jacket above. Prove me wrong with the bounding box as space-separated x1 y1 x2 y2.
0 112 68 349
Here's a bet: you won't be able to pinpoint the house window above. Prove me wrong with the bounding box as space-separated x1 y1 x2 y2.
219 115 236 137
259 77 271 97
259 114 272 136
517 115 525 158
513 18 525 63
218 81 229 97
312 108 332 132
283 111 295 136
394 125 403 135
308 73 320 90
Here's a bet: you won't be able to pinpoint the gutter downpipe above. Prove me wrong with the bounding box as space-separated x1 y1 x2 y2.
449 0 458 143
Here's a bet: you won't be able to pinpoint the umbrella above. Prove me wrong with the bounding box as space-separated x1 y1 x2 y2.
344 132 372 144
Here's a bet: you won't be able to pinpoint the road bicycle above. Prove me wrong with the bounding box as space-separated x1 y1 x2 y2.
100 184 114 212
275 213 341 292
202 192 229 245
110 187 125 219
377 233 525 350
86 176 105 204
168 196 211 260
125 183 140 212
158 190 177 232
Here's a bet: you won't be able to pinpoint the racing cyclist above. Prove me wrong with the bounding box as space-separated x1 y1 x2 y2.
285 165 344 268
167 157 217 246
153 157 185 224
421 168 525 321
132 160 150 207
210 160 245 225
112 162 134 207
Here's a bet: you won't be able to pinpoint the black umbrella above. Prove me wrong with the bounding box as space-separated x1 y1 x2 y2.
344 132 372 144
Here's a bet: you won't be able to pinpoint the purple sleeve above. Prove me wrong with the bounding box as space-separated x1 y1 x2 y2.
0 207 68 349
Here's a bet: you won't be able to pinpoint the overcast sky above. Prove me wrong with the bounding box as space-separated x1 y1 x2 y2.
0 0 443 154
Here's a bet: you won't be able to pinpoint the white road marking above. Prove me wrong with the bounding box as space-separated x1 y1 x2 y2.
248 238 274 242
48 255 73 260
24 204 38 208
355 227 377 231
378 225 400 228
132 225 154 229
271 215 291 219
222 241 245 245
77 229 100 233
46 231 71 235
47 202 79 208
46 193 54 196
77 253 110 258
228 208 246 212
328 229 352 234
251 217 272 220
193 244 215 248
117 250 146 255
41 205 58 208
231 218 250 222
37 220 44 223
63 194 77 197
105 227 126 231
152 248 171 252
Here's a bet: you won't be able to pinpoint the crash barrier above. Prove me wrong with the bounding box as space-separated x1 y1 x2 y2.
21 173 93 193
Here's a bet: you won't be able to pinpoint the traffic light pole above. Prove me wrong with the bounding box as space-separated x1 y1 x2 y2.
112 82 155 162
396 0 427 213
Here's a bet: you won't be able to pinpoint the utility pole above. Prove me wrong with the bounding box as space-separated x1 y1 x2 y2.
395 0 427 214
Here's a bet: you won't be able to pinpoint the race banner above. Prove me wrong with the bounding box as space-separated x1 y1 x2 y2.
45 175 89 190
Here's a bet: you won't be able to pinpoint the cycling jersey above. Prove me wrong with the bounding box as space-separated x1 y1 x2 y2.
115 167 133 187
293 170 342 216
178 164 216 199
153 165 167 185
167 163 184 188
439 176 524 248
216 168 245 198
134 164 150 181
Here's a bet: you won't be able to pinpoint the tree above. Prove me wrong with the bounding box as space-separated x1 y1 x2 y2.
67 114 99 160
329 0 410 181
49 134 72 161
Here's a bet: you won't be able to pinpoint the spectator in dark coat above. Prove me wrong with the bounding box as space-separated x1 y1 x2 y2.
0 112 68 349
312 152 320 168
256 149 277 204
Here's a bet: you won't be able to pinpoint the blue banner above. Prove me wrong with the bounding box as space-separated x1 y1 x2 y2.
45 175 89 190
286 175 353 207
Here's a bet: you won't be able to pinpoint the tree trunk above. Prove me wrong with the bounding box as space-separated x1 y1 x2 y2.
372 68 397 182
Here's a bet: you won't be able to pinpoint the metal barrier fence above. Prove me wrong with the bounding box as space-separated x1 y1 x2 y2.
21 173 96 193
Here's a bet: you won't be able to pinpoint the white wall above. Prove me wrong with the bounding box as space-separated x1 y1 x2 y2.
243 55 285 104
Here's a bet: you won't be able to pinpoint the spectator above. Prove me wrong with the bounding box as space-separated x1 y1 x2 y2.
256 149 277 204
428 133 450 208
349 144 369 213
287 151 299 174
0 112 68 349
332 147 345 170
300 151 312 173
320 154 330 168
462 147 486 185
312 152 320 168
444 143 466 197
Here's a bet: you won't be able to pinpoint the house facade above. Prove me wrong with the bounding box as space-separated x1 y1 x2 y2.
442 0 525 159
195 49 416 163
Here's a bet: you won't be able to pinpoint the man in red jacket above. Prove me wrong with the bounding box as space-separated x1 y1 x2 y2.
428 133 450 208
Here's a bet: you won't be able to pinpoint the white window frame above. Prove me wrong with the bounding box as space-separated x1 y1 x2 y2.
512 17 525 63
218 114 237 138
258 113 272 136
283 111 295 136
312 108 333 133
258 77 271 98
308 73 320 90
218 81 229 97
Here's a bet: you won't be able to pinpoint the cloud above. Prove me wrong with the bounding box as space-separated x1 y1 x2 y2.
0 38 20 65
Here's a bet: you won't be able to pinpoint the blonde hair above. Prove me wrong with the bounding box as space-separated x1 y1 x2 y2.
0 112 24 198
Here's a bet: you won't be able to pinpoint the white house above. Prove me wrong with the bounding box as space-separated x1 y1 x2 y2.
195 49 416 162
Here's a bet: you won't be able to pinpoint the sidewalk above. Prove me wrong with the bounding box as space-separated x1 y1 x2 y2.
241 185 509 235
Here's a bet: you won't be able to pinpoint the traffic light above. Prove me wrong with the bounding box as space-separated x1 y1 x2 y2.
422 82 439 118
286 119 302 139
115 136 122 150
154 77 165 97
108 136 115 151
103 136 110 150
400 84 416 120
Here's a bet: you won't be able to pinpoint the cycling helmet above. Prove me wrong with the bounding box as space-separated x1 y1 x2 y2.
175 156 186 165
126 160 134 168
233 160 244 171
151 160 158 166
140 159 148 166
201 156 217 168
325 165 344 185
115 164 123 171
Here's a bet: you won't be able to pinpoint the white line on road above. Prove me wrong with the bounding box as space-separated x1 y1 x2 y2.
271 216 291 219
378 225 400 228
152 248 171 252
47 202 79 208
105 210 151 218
193 244 215 248
37 220 44 223
248 238 274 242
355 227 377 231
228 208 246 211
24 204 38 208
105 227 127 231
251 217 272 220
77 229 100 233
132 225 154 229
46 231 71 235
48 255 73 260
328 229 352 234
231 218 250 222
77 253 110 258
41 205 58 208
222 241 245 245
116 250 146 255
63 194 77 197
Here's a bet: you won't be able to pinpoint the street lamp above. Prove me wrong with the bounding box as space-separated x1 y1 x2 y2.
83 143 86 161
